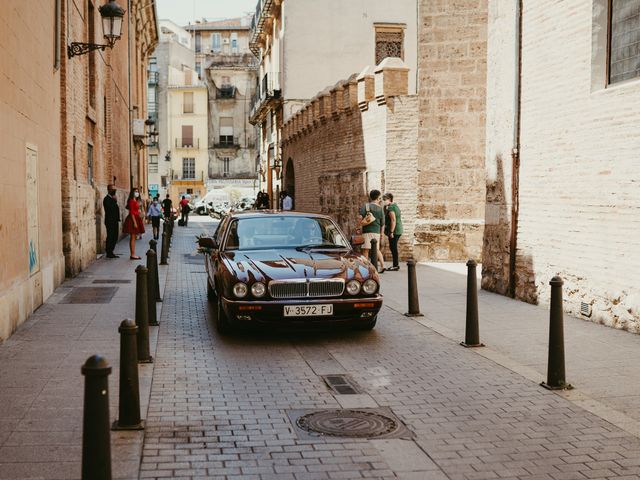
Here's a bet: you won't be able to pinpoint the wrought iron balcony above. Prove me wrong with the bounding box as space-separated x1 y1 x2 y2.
249 72 282 124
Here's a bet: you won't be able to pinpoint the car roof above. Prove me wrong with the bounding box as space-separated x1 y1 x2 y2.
228 210 334 220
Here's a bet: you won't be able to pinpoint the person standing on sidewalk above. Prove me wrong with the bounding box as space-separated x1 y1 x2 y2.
162 194 173 220
383 192 403 271
179 196 191 226
358 189 386 273
146 196 163 240
123 188 144 259
282 191 293 211
102 184 120 258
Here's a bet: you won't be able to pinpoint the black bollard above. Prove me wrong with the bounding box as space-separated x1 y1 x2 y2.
149 238 157 254
134 265 153 363
147 247 162 304
369 238 378 271
404 259 423 317
541 276 573 390
81 355 112 480
460 259 484 348
112 320 143 430
160 230 169 266
146 250 159 327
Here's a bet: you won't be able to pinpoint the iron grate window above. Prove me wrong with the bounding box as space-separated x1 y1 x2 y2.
609 0 640 84
375 27 404 65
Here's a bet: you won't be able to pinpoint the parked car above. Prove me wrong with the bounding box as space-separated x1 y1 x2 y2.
198 211 383 333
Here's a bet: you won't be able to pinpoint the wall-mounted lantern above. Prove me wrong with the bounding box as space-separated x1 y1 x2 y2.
68 0 126 58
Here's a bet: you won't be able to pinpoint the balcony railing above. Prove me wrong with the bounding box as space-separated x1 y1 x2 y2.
175 138 200 149
213 135 240 148
249 72 282 122
217 84 236 99
172 171 205 181
250 0 274 56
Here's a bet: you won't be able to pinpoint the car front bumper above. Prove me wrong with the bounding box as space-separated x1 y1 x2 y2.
221 295 383 328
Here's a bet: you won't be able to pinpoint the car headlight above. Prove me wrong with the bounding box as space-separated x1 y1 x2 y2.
346 280 361 295
362 279 378 295
233 282 248 298
251 282 266 297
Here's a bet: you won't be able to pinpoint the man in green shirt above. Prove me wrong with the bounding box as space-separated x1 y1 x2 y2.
358 190 385 272
383 192 403 271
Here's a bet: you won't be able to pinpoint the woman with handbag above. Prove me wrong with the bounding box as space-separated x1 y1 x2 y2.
122 188 145 259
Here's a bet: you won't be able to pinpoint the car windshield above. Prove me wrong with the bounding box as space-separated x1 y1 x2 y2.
225 216 350 251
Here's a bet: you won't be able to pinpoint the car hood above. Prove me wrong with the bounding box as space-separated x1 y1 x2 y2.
221 248 375 284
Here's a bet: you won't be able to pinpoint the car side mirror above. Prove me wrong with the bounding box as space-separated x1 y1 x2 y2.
198 236 218 250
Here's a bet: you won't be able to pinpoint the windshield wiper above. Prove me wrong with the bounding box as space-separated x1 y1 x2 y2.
295 243 349 251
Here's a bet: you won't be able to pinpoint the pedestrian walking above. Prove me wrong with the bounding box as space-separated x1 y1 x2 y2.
358 189 386 273
179 195 191 226
102 183 120 258
162 194 172 219
282 191 293 211
383 192 403 271
146 196 163 240
123 188 145 259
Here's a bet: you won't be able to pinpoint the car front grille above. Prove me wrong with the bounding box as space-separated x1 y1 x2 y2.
269 279 344 299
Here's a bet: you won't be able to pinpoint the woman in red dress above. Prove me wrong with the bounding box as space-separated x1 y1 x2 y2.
123 188 145 259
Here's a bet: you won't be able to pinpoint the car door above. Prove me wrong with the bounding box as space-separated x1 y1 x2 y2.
209 217 228 291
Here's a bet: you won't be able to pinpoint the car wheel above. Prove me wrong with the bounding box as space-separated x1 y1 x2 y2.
206 278 217 302
197 207 204 215
355 316 377 331
215 295 232 335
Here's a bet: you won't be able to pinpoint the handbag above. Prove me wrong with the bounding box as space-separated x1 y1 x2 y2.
360 204 376 226
351 227 365 246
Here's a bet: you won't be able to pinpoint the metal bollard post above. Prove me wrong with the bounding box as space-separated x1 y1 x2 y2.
81 355 112 480
541 276 573 390
149 238 157 254
112 320 144 430
369 238 378 271
460 259 484 348
146 250 159 327
160 230 169 266
147 247 162 303
134 265 153 363
404 259 423 317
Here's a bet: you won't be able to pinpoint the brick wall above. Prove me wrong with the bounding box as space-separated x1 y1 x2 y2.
282 60 418 260
484 0 640 331
416 0 488 261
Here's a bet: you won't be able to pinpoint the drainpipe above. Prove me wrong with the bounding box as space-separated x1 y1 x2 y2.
508 0 523 298
128 0 134 190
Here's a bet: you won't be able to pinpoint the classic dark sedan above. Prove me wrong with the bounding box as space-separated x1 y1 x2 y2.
198 211 383 333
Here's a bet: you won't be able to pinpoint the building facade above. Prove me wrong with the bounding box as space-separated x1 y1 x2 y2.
61 0 158 276
249 0 419 208
166 65 209 201
187 18 259 189
483 0 640 330
148 20 194 199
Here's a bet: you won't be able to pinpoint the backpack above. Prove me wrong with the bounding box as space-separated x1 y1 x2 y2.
360 204 376 226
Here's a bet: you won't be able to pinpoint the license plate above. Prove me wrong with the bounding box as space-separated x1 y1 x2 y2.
284 304 333 317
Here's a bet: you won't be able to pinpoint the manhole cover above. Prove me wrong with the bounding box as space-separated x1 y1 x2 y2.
59 287 118 304
290 408 412 439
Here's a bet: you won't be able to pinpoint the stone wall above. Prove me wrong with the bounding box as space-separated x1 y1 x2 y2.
416 0 488 261
282 58 418 261
484 0 640 331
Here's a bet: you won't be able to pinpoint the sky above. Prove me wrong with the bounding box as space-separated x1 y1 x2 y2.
156 0 258 26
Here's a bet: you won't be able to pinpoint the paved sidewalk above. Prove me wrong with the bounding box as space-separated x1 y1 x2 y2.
381 262 640 435
138 217 640 480
0 230 167 480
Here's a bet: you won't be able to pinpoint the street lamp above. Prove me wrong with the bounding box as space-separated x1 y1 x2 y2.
68 0 126 58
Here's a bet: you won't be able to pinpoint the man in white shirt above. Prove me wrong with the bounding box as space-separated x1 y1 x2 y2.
282 191 293 211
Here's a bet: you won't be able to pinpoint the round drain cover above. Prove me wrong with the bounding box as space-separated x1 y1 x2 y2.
296 409 399 438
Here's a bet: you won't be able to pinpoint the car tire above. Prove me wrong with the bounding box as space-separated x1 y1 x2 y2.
356 317 377 331
197 207 205 215
215 295 232 335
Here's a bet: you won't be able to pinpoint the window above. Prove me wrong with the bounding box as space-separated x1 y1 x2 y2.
374 25 405 65
212 33 221 51
161 175 167 187
195 32 201 52
182 157 195 179
223 157 230 176
183 92 194 113
87 143 94 185
182 125 193 147
149 154 158 173
195 62 201 79
231 32 238 52
149 57 157 72
608 0 640 84
187 188 193 194
219 117 234 146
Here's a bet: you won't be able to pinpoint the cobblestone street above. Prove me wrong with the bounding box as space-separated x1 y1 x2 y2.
137 217 640 480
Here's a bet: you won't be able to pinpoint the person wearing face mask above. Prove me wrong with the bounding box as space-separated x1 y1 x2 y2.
146 196 163 240
102 184 120 258
122 188 145 259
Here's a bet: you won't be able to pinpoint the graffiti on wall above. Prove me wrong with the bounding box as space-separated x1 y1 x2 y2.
26 145 39 275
